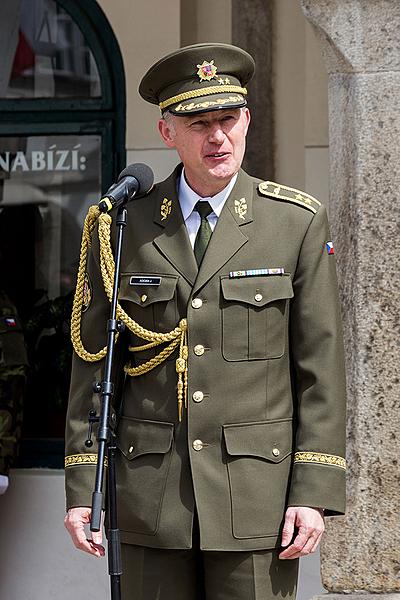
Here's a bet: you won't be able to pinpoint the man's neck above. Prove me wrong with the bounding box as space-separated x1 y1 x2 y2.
183 171 236 198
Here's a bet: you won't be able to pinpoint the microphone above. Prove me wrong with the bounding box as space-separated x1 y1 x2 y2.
98 163 154 213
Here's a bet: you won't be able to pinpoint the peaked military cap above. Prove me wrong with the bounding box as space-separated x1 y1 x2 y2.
139 43 255 115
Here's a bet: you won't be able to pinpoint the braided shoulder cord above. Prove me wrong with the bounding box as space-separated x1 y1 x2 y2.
70 206 109 362
70 205 188 420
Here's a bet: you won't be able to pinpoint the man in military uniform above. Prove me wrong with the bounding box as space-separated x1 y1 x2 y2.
64 44 346 600
0 290 28 494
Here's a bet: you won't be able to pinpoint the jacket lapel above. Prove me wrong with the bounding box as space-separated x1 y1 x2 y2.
153 167 198 286
193 169 254 295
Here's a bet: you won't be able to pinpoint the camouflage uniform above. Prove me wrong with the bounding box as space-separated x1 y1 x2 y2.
0 291 28 476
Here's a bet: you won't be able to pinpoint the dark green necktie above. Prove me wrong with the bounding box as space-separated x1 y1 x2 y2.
194 200 213 266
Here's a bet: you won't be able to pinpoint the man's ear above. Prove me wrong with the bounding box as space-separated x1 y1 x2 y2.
243 107 251 136
158 118 176 148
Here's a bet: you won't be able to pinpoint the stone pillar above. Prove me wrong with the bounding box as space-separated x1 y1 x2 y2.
299 0 400 596
232 0 274 180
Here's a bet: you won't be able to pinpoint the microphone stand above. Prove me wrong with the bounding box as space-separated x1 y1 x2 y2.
85 204 128 600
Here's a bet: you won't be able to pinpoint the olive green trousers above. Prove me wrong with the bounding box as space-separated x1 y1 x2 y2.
120 519 298 600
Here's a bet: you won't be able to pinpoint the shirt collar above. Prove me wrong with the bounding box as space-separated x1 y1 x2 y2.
178 168 238 222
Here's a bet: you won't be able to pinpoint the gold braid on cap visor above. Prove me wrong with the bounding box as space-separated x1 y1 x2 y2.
159 84 247 111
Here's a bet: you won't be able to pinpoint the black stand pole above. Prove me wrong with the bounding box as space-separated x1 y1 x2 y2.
86 205 127 600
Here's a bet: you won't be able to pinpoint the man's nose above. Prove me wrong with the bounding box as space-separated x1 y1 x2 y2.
208 124 225 143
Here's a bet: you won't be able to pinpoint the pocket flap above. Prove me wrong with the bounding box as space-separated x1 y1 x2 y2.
119 273 178 306
223 419 293 463
221 274 293 307
117 417 174 460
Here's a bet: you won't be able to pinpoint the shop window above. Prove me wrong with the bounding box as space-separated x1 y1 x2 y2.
1 0 101 99
0 0 125 468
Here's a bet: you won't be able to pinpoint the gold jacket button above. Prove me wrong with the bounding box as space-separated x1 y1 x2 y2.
140 294 147 303
193 390 204 403
192 439 204 451
128 445 135 454
191 298 203 309
254 293 263 302
194 344 205 356
272 447 280 457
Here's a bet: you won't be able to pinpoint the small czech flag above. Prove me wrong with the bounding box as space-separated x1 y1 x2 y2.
326 241 335 255
3 317 17 327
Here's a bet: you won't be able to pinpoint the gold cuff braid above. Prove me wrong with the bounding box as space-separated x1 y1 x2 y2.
70 206 188 421
294 452 346 470
65 453 108 468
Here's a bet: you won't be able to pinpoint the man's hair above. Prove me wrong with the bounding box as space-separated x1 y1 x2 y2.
162 110 176 136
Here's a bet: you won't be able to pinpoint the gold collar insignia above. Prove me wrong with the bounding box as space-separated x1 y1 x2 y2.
234 197 247 220
160 197 172 221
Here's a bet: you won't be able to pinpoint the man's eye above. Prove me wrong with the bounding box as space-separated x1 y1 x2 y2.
221 116 235 124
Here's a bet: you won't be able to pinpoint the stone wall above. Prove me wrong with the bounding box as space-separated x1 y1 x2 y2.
300 0 400 593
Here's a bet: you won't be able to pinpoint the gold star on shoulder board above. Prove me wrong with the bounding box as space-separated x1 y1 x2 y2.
295 193 311 205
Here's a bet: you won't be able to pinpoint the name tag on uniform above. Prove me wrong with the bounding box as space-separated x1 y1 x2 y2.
129 276 162 286
229 268 285 279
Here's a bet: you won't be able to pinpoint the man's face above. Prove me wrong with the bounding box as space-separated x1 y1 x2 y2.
158 107 251 197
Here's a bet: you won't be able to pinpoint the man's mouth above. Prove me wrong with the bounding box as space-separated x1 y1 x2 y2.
205 152 229 158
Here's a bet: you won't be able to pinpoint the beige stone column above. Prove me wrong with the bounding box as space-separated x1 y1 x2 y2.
299 0 400 596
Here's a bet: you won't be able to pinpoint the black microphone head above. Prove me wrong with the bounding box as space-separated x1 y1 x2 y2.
117 163 154 196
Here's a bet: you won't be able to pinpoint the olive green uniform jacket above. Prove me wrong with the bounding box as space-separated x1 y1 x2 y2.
65 167 346 551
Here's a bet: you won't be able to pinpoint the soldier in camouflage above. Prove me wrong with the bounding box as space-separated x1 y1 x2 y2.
0 290 28 494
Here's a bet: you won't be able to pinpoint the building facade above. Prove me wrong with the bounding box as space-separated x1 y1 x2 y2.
0 1 340 598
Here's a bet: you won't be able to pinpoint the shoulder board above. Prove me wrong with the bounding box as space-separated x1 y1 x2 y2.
258 181 321 214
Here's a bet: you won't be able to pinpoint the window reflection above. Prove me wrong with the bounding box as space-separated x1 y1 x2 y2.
0 0 101 99
0 134 101 438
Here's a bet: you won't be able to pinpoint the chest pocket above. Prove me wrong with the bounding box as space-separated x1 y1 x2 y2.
119 273 179 360
220 274 293 361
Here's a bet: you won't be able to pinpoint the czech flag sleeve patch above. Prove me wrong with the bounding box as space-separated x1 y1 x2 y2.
326 241 335 255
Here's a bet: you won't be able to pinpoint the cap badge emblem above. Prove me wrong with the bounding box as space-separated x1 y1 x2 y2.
196 60 218 82
234 197 247 220
160 197 172 221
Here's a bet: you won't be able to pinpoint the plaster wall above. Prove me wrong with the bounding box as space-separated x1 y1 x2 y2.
96 0 180 150
181 0 232 47
273 0 329 205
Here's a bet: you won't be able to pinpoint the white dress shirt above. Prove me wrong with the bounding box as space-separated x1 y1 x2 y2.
178 169 238 248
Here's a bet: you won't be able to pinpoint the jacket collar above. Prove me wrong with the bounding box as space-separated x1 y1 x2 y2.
192 168 253 294
153 165 198 286
152 166 254 290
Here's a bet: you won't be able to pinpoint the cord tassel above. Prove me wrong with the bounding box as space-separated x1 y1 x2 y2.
176 319 188 421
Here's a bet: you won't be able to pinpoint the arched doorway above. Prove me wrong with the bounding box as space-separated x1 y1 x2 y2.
0 0 126 467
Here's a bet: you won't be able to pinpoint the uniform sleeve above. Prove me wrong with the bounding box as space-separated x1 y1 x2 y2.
64 225 125 510
288 204 346 515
